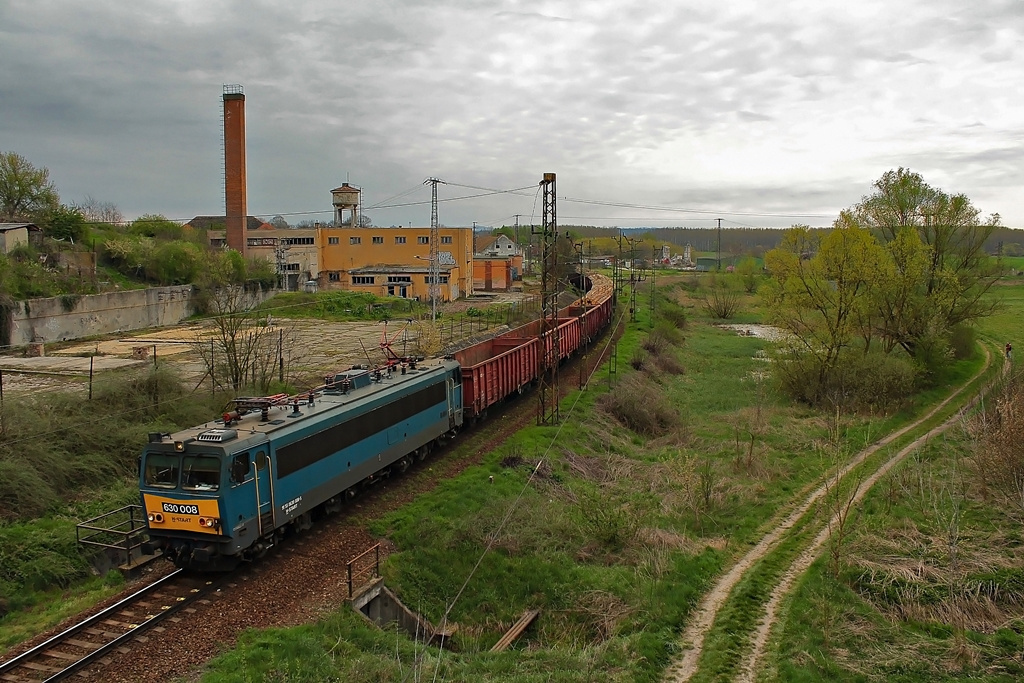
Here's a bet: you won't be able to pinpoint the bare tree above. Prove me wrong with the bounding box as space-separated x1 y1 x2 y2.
192 286 276 391
74 195 124 226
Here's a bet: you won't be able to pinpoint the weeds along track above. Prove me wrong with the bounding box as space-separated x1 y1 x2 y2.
664 345 997 683
0 570 218 682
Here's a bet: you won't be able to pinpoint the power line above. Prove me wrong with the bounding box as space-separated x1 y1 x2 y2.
63 181 836 227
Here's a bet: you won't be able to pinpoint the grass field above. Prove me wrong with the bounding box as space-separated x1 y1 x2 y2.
195 274 1024 682
4 271 1020 682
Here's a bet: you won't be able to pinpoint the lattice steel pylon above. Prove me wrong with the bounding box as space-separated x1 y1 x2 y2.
423 177 446 321
535 172 559 425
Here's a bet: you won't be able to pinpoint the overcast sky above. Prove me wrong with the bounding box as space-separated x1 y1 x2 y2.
2 0 1021 230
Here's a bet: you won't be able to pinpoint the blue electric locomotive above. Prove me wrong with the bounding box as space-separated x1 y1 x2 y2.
140 359 463 570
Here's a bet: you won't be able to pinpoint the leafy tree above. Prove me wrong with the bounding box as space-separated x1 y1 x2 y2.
44 204 86 242
246 256 278 290
856 168 1000 354
763 220 887 387
102 236 152 278
269 215 289 229
0 151 59 221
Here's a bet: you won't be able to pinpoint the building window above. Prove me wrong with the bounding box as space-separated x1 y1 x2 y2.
328 236 339 245
395 236 406 244
282 237 314 245
328 272 341 281
441 236 452 244
284 263 300 271
350 236 361 245
372 236 383 244
352 276 375 285
425 275 450 284
387 275 412 283
418 236 429 244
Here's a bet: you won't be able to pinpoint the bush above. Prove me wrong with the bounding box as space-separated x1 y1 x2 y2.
701 284 740 319
598 373 679 436
144 241 203 284
772 346 919 412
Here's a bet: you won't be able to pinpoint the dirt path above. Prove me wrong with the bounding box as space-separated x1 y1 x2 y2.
663 346 996 682
736 345 999 681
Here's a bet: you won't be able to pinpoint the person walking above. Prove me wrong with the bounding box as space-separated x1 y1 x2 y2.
1006 342 1012 360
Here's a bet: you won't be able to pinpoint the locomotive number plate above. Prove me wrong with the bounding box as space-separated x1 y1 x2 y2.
162 502 200 515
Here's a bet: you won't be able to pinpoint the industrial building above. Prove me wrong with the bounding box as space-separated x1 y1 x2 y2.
211 87 472 299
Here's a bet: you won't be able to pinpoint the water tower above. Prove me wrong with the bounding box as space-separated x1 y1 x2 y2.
331 183 360 226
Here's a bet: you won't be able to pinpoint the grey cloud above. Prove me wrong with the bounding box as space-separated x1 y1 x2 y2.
2 0 1022 227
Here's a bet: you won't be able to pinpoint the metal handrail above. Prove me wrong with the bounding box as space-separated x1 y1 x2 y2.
347 543 381 598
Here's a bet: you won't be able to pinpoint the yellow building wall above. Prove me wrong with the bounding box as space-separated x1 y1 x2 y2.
318 227 474 300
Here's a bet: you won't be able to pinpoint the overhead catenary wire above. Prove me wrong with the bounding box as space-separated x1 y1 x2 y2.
62 178 836 226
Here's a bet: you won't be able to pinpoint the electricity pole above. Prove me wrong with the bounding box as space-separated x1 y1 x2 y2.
535 173 559 425
625 236 643 322
717 217 722 271
424 177 446 321
650 244 658 318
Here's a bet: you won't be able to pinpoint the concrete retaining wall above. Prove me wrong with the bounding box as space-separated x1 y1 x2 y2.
8 286 197 346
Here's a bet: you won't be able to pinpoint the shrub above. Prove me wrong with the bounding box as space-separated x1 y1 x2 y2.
598 373 679 436
772 346 918 412
701 285 740 319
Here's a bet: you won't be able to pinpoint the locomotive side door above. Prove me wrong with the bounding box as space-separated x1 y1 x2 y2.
253 448 274 535
228 446 273 538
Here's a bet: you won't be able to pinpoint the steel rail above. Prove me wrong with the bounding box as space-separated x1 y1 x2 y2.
0 568 215 682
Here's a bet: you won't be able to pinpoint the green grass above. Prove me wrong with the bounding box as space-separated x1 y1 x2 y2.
5 276 1021 680
196 284 938 680
770 432 1024 682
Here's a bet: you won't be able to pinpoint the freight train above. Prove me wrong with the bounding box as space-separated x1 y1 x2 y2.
140 274 614 570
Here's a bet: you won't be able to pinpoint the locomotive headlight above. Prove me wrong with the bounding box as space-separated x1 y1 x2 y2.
199 517 220 528
174 441 185 452
148 512 164 523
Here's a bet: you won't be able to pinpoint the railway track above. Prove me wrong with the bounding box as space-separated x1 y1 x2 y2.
0 570 219 682
0 291 623 682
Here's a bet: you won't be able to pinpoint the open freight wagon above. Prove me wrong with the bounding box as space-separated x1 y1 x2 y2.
454 274 614 419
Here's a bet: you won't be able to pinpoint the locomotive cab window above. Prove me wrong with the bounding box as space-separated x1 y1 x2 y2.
144 453 180 489
182 455 221 492
230 453 250 484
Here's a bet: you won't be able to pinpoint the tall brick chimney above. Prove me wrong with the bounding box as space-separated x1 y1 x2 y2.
223 84 247 256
